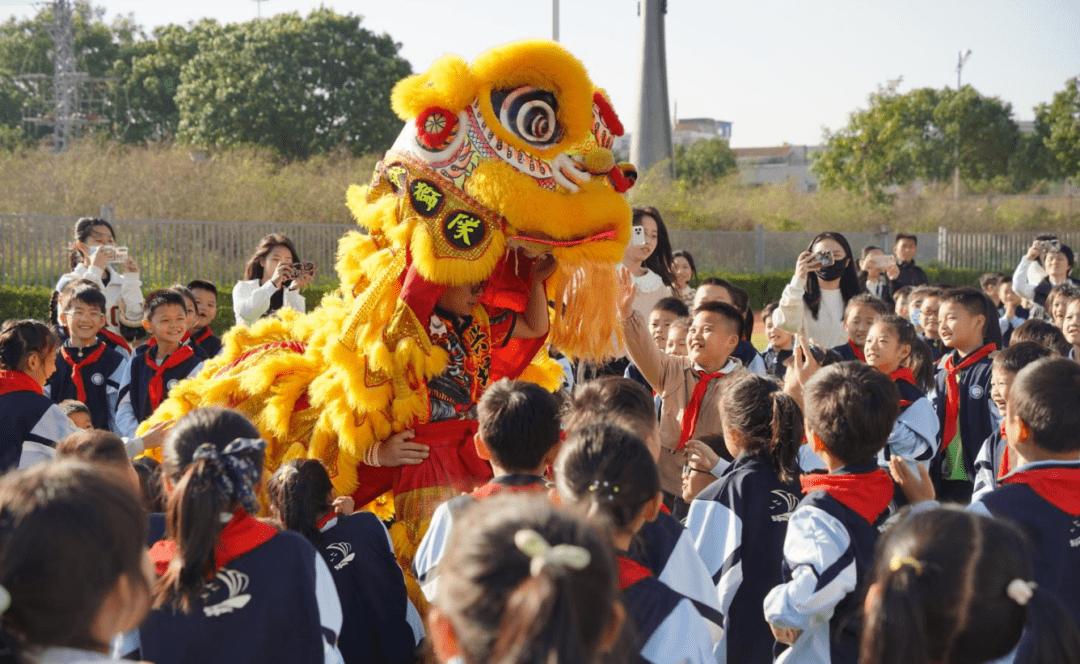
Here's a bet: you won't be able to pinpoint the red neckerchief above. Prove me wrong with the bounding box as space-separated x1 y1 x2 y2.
0 370 43 396
849 340 866 362
800 468 894 525
315 511 337 531
617 555 653 590
470 475 547 499
145 343 195 410
941 344 996 453
889 367 917 407
678 366 731 450
60 342 107 403
997 422 1011 478
659 503 672 514
181 331 192 343
98 329 132 354
149 510 277 576
1001 464 1080 517
194 327 213 344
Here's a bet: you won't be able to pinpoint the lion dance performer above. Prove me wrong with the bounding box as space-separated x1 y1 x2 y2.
141 40 636 602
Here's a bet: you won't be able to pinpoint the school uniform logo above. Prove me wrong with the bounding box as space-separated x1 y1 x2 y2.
969 385 985 400
167 379 180 391
769 490 800 522
91 373 105 386
202 569 252 617
1070 519 1080 549
326 542 355 570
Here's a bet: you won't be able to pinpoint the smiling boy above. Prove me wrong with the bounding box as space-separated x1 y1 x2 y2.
831 294 889 362
187 280 223 358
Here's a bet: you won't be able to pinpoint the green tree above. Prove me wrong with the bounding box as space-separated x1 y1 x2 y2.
673 137 737 187
175 9 411 160
813 81 1023 203
1040 76 1080 183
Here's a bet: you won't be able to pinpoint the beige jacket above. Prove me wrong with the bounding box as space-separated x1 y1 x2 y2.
623 312 743 494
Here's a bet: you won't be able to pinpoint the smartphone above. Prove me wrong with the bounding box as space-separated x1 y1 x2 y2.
630 225 647 247
814 250 835 268
865 254 896 270
113 246 129 263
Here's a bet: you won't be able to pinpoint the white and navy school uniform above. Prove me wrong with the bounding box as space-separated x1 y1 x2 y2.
317 512 423 664
56 264 145 336
182 332 210 361
971 426 1009 501
879 369 939 471
830 340 865 363
115 343 202 437
762 345 792 381
415 475 548 601
732 339 767 376
764 462 901 664
0 371 80 471
45 341 127 432
140 511 344 664
192 327 223 358
969 460 1080 625
685 454 803 664
618 556 714 664
631 510 725 639
931 349 995 503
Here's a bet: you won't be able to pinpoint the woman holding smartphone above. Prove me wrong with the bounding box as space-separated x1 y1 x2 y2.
621 206 675 319
771 232 864 349
232 234 313 326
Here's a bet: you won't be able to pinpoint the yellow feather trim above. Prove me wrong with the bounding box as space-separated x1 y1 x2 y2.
391 54 476 121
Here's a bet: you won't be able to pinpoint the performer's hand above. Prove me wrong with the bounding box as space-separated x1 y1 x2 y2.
616 267 637 321
889 457 936 504
378 430 429 466
332 496 355 516
532 254 557 282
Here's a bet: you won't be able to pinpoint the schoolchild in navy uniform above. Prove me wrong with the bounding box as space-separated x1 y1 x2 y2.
916 288 946 360
188 279 224 358
59 399 94 430
685 373 804 664
554 424 714 664
415 379 561 601
861 506 1080 664
560 377 724 635
139 407 344 664
268 459 423 664
694 278 767 375
831 294 889 362
864 315 939 470
46 285 128 433
971 342 1053 500
969 358 1080 628
0 461 155 664
169 285 209 361
762 302 793 380
52 278 135 360
426 494 623 664
932 287 1002 504
764 362 904 664
0 319 80 471
115 290 204 438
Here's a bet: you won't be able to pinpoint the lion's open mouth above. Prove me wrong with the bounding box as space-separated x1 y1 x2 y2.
507 229 618 248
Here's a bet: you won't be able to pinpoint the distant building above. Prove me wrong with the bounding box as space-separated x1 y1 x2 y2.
672 118 732 146
733 144 822 193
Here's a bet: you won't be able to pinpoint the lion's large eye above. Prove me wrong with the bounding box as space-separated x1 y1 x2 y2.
491 86 562 147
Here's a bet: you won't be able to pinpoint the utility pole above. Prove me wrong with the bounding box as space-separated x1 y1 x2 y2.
953 49 971 200
254 0 269 19
51 0 77 153
552 0 559 41
630 0 674 180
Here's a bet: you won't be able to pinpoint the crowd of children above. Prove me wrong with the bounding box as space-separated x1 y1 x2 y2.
2 218 1080 664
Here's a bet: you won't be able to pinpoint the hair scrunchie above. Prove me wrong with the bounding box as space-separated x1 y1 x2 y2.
191 438 267 515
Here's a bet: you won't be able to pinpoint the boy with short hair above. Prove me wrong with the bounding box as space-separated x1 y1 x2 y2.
831 294 889 362
626 296 691 389
665 318 690 357
694 278 765 375
970 357 1080 626
621 269 745 501
168 285 209 360
115 289 204 437
979 271 1005 307
933 287 1002 503
187 279 223 358
58 399 93 430
414 378 561 600
46 284 128 433
762 302 793 380
764 362 902 664
971 341 1053 500
890 233 927 289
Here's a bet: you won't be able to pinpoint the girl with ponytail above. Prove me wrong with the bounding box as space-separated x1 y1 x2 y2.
862 506 1080 664
267 459 423 664
554 423 714 664
685 372 803 664
138 407 345 664
428 493 621 664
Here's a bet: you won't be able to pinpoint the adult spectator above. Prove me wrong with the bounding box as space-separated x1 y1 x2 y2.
621 206 676 319
772 232 864 349
890 233 929 289
232 234 312 326
55 217 145 338
670 249 697 306
1012 235 1079 309
858 245 900 303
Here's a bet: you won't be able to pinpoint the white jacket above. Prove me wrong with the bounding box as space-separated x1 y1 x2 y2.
232 278 306 326
56 264 145 333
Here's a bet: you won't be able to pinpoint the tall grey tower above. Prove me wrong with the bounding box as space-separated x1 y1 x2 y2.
629 0 674 179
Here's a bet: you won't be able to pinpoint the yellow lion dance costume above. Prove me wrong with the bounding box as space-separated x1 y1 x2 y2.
143 40 635 597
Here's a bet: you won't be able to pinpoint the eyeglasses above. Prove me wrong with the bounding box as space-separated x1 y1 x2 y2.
682 465 711 478
63 309 105 321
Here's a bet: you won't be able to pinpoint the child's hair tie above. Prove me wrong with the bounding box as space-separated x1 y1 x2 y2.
889 555 924 576
192 438 266 515
514 529 591 577
1006 579 1036 606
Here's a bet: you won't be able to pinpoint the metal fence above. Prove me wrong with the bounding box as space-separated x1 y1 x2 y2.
0 213 355 289
0 213 1072 288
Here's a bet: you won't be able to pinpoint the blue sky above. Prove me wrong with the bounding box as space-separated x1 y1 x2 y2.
6 0 1079 148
